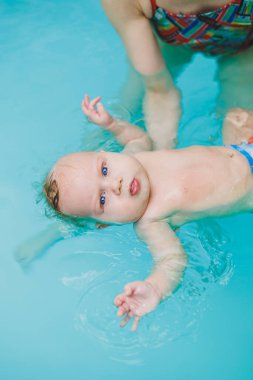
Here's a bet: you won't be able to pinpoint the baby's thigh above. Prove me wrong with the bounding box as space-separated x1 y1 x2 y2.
216 45 253 112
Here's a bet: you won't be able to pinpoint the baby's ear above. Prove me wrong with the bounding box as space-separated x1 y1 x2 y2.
96 222 110 229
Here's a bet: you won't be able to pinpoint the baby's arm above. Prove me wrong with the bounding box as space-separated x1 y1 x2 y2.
114 220 187 330
222 108 253 145
82 95 152 153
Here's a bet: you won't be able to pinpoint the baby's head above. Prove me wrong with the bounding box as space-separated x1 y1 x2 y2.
44 151 150 225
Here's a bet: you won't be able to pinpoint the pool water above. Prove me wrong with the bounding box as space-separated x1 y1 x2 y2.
1 1 253 379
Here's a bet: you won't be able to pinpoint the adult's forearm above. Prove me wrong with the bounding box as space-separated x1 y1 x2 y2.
144 86 181 149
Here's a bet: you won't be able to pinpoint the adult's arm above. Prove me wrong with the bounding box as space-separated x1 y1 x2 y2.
101 0 181 149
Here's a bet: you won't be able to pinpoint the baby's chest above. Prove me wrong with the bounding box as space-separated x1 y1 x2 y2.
144 183 220 226
148 175 212 212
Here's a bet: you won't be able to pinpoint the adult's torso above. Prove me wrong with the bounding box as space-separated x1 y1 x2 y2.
140 0 253 55
140 0 232 18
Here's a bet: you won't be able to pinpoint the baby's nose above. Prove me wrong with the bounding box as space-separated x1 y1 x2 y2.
112 177 122 195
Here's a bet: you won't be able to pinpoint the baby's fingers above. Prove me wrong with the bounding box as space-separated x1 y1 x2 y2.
97 102 106 115
83 94 90 108
119 311 140 330
120 314 131 328
119 310 135 328
81 96 90 113
81 101 88 114
90 96 101 109
117 302 130 317
124 283 136 297
114 293 126 307
131 316 141 332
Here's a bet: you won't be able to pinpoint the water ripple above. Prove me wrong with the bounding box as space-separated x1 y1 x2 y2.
61 220 234 363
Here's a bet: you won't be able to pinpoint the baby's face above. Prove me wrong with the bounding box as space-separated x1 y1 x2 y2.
52 151 150 223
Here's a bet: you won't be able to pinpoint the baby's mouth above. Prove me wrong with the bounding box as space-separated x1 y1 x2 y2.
129 178 140 196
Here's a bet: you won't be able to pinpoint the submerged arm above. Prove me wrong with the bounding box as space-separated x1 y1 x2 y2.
143 71 181 149
114 220 187 330
136 220 187 298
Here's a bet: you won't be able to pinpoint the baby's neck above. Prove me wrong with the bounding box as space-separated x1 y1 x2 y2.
134 150 159 175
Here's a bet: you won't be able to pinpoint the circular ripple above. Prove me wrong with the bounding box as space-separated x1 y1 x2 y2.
70 220 234 363
73 273 201 363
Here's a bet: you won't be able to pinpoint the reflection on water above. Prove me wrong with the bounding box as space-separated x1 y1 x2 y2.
60 219 234 364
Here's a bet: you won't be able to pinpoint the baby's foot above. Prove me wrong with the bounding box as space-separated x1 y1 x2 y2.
223 108 253 145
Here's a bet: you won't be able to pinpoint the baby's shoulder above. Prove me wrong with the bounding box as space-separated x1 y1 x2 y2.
136 204 177 228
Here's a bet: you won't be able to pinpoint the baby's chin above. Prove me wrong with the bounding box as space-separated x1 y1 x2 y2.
97 216 139 225
96 208 147 225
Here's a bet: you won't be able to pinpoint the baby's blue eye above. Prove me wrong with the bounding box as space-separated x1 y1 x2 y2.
102 165 108 176
100 194 106 206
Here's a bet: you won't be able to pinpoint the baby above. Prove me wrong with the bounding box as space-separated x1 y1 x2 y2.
44 96 253 331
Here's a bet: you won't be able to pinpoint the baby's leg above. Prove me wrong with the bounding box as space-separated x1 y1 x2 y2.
217 45 253 145
222 108 253 145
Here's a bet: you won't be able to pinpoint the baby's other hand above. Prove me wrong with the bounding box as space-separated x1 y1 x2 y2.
114 281 161 331
81 95 113 128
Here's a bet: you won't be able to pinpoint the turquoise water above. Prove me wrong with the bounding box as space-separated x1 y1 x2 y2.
1 1 253 379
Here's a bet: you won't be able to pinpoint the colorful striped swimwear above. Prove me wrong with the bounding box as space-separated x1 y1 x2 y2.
150 0 253 55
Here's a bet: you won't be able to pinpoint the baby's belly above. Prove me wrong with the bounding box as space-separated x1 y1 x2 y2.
178 148 252 207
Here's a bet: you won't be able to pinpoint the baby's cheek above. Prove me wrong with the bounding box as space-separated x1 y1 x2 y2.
128 199 144 218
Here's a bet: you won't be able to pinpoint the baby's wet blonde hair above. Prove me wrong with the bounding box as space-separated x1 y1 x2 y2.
42 169 96 230
43 171 60 213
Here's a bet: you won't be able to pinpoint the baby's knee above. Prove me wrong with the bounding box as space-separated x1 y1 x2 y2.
223 107 253 145
225 108 249 128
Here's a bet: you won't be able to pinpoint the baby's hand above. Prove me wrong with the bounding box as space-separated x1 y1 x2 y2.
114 281 161 331
81 95 113 128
